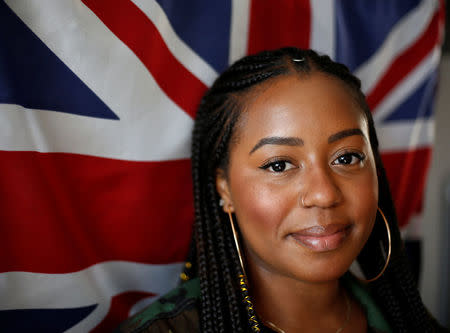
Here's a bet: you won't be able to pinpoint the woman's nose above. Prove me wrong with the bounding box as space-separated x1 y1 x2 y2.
300 167 342 209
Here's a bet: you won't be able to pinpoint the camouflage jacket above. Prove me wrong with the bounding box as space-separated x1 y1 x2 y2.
115 277 200 333
115 275 392 333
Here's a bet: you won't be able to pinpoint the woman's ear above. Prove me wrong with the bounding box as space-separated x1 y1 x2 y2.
216 169 234 213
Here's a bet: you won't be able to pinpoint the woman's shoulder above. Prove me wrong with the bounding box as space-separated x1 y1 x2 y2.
115 278 200 333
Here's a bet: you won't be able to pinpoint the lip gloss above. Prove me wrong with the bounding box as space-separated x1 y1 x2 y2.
290 224 352 252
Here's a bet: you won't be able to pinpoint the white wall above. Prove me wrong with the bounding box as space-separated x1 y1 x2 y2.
420 53 450 327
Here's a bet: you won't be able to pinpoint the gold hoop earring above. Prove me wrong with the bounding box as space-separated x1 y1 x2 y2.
359 207 392 283
228 210 246 276
227 210 261 332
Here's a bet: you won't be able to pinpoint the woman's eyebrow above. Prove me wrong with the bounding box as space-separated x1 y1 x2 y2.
249 136 304 154
328 128 366 143
249 130 365 154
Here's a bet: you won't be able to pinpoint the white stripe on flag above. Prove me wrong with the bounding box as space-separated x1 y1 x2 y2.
355 0 438 95
0 99 193 161
373 46 441 123
3 0 193 161
0 261 183 332
376 118 434 152
131 0 218 87
310 0 335 59
229 0 251 64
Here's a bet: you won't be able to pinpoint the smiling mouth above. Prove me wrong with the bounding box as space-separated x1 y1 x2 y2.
290 224 353 252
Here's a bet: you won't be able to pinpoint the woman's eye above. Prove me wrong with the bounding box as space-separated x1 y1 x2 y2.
260 160 295 173
332 152 365 166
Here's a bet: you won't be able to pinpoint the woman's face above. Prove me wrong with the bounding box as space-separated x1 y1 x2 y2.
216 73 378 283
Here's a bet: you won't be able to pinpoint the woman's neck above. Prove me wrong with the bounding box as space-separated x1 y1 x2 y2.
248 264 353 332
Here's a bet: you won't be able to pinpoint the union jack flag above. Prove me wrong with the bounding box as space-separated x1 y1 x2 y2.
0 0 445 332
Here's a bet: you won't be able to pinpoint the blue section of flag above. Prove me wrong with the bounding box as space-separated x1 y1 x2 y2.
384 70 437 122
155 0 231 72
0 305 97 333
0 2 118 120
335 0 421 71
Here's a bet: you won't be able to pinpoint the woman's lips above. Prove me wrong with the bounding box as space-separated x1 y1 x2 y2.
290 224 352 252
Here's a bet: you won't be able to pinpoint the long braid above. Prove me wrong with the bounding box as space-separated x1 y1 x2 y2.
206 115 247 331
202 183 223 331
202 110 235 331
208 180 244 332
190 47 442 332
191 111 215 332
191 95 245 331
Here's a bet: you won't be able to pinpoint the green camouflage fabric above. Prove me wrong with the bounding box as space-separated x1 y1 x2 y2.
115 274 392 333
115 278 200 333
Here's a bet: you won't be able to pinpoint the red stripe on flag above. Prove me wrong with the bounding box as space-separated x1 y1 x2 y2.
247 0 311 54
381 147 432 227
91 291 155 333
367 10 441 111
82 0 206 118
0 151 193 273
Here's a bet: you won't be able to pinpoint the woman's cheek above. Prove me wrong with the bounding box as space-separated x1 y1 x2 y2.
233 180 288 238
348 171 378 235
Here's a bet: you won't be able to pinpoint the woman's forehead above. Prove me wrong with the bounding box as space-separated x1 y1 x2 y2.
235 73 368 142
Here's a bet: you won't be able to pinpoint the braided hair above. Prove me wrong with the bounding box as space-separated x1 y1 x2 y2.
187 47 441 332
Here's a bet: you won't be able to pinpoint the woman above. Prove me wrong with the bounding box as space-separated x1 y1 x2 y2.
117 48 444 332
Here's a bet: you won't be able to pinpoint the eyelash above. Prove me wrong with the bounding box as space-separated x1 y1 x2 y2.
332 152 366 166
259 158 296 173
259 152 365 173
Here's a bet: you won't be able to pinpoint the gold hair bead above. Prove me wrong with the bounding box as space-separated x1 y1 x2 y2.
229 216 261 332
185 261 192 269
180 272 189 281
